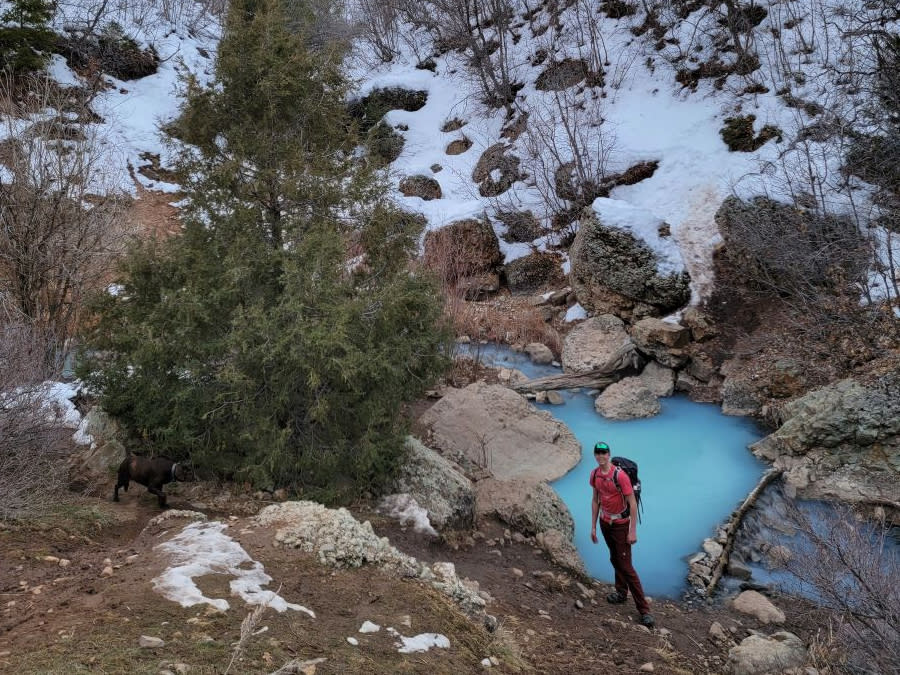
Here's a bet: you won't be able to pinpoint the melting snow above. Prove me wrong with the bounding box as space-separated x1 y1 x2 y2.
152 521 314 617
394 632 450 654
377 494 438 537
565 304 587 323
359 620 381 633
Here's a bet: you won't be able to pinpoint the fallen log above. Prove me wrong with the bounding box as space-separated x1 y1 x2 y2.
512 343 641 393
706 468 783 596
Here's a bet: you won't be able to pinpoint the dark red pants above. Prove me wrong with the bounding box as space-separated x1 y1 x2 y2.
600 519 650 615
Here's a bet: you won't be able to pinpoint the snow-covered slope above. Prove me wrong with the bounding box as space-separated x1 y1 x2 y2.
4 0 898 308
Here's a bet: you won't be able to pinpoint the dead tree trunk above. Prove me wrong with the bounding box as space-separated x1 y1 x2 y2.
511 342 642 393
706 468 783 596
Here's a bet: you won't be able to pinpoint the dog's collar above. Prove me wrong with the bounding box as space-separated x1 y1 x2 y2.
171 462 177 481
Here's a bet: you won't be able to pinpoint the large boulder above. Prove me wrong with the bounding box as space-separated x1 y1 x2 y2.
630 317 691 368
727 632 808 675
396 437 475 531
418 382 581 483
569 201 691 316
750 370 900 505
594 378 660 419
639 361 676 397
561 314 640 374
476 478 574 540
423 219 502 285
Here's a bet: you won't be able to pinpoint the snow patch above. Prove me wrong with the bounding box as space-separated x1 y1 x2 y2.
386 627 450 654
152 521 314 616
359 620 381 633
565 304 587 323
377 494 438 537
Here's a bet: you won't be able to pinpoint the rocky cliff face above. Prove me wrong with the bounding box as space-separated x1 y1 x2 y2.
751 371 900 507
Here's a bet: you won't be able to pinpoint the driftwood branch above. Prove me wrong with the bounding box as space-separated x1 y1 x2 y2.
512 342 642 393
706 469 783 596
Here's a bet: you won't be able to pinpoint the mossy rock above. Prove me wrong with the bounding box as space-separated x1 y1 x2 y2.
58 24 159 80
535 58 602 91
600 1 637 18
348 88 428 133
366 121 404 167
504 252 565 294
720 115 782 152
472 143 524 197
498 210 543 244
399 175 442 200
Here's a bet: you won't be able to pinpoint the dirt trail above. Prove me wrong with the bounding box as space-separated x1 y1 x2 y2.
1 478 820 674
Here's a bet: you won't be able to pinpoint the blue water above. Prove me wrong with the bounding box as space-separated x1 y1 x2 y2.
458 343 767 596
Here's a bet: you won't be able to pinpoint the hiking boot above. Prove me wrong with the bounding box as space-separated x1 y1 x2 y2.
641 613 655 628
606 591 627 604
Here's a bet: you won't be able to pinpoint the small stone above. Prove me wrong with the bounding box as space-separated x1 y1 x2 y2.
575 599 584 609
42 555 60 563
101 566 114 577
172 664 190 674
0 650 10 658
58 559 71 568
103 558 112 566
481 658 492 668
511 568 523 578
658 628 671 637
346 637 359 646
489 656 499 666
139 635 165 648
709 621 727 640
639 663 655 672
31 586 42 595
400 615 411 627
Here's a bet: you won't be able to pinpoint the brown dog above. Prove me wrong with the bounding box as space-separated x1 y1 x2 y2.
113 450 193 508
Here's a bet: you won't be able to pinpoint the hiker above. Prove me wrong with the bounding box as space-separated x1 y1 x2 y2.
589 440 654 628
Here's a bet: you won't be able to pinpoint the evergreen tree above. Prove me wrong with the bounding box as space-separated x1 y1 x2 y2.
79 0 450 499
0 0 55 74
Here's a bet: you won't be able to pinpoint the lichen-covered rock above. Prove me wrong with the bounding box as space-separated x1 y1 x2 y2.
561 314 636 374
476 478 574 540
504 252 565 294
594 377 660 419
418 382 581 483
570 204 691 315
750 371 900 505
256 501 489 621
727 632 807 675
630 317 691 368
498 210 543 243
396 437 475 531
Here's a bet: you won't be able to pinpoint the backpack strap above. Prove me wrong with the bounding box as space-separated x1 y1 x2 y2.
611 467 631 519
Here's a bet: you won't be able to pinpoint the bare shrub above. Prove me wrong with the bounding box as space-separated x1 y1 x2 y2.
351 0 403 62
521 88 617 240
0 321 71 520
779 502 899 675
0 73 132 372
418 0 519 112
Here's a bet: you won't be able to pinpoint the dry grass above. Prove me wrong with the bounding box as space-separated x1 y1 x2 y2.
446 294 562 355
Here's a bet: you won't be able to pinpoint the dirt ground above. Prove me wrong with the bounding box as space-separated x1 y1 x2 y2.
0 478 823 675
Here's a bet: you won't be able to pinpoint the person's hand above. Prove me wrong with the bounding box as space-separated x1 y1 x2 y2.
627 531 637 545
590 529 598 544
